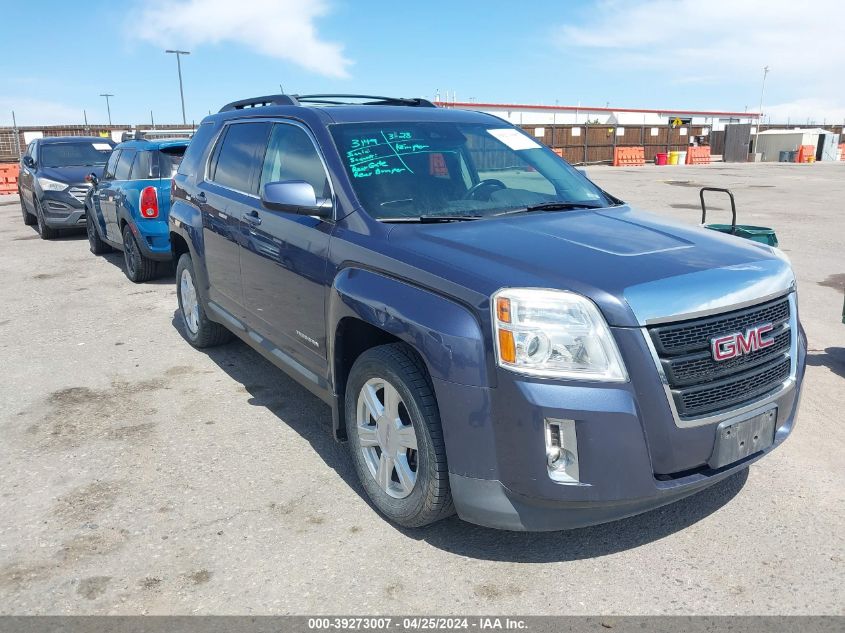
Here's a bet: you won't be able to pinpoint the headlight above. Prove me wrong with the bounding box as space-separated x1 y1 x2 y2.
37 177 68 192
492 288 628 381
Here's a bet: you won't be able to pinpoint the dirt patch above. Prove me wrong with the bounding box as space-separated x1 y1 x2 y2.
140 577 163 590
12 235 39 241
187 569 212 585
664 180 707 188
0 528 129 591
473 583 523 600
54 481 121 525
818 273 845 291
22 377 174 449
77 575 111 600
32 273 62 280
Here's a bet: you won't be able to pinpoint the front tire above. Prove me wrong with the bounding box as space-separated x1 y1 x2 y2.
345 343 454 528
34 197 58 239
175 253 231 348
122 224 157 282
86 208 112 255
21 196 36 225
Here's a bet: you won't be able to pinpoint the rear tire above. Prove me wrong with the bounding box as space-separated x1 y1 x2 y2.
345 343 454 528
86 208 112 255
122 224 157 282
34 197 58 240
175 253 232 348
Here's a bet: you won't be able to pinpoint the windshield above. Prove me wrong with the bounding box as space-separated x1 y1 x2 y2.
39 141 113 168
330 121 613 220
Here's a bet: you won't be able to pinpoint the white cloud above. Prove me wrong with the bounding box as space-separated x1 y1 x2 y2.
764 99 845 125
0 97 87 126
556 0 845 120
131 0 351 79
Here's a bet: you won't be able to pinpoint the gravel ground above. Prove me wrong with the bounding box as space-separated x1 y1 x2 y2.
0 161 842 615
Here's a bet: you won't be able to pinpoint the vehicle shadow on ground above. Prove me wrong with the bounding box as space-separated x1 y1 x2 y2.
100 251 174 284
806 347 845 380
171 312 749 561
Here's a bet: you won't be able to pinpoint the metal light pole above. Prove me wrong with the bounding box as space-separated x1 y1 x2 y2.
166 49 191 125
754 65 770 154
100 93 114 125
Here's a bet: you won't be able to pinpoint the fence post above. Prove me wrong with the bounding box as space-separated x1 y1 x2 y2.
584 123 589 165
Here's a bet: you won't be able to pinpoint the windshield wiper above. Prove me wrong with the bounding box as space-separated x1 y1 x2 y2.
494 201 604 217
381 215 483 223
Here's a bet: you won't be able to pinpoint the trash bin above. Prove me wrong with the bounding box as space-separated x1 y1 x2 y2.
779 150 790 162
668 151 680 165
655 153 668 165
677 151 688 165
787 150 797 162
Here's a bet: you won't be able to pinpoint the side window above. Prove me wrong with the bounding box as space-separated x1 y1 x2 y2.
113 150 136 181
177 122 218 179
259 124 331 198
130 151 155 180
26 142 35 159
103 150 121 180
210 122 272 194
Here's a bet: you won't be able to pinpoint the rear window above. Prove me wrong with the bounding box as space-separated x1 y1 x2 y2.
177 122 217 179
39 141 113 168
159 146 186 178
130 151 155 179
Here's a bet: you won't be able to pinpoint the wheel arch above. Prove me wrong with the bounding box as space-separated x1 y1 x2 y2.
328 267 490 440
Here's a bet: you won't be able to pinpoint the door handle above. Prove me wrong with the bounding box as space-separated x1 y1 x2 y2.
194 191 207 204
243 211 262 226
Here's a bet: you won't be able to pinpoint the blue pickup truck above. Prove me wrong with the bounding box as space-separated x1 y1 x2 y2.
169 94 806 531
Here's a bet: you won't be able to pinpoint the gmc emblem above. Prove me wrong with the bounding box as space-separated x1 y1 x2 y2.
711 323 775 361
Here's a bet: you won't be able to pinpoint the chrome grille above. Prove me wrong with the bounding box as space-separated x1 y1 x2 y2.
648 296 793 420
68 185 90 203
652 298 789 355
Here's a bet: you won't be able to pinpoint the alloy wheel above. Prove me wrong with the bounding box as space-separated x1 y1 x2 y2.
179 268 200 334
356 377 419 499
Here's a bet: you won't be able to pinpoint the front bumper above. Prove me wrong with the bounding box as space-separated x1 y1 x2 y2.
434 326 806 531
39 190 86 228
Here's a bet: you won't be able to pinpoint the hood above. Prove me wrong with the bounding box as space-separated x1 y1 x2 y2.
386 206 794 327
38 165 105 184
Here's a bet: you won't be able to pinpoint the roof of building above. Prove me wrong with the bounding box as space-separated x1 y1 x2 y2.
436 101 760 118
758 127 832 135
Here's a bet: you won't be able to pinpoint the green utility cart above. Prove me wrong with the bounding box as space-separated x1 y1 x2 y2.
699 187 779 247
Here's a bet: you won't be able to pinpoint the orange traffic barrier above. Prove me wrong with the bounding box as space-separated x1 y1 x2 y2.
685 147 711 165
839 143 845 160
612 146 645 166
796 145 815 163
0 163 20 195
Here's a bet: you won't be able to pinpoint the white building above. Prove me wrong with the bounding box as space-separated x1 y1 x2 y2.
436 101 759 132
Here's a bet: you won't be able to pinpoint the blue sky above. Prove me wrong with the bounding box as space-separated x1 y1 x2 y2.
3 0 843 126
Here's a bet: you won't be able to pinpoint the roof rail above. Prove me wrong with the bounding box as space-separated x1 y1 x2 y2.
295 94 436 107
218 94 300 112
218 93 436 113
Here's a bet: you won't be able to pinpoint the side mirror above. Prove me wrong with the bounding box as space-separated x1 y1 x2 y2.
261 180 332 218
85 173 99 186
23 156 35 168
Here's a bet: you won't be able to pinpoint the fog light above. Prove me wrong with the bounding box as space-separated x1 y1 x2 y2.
544 418 580 484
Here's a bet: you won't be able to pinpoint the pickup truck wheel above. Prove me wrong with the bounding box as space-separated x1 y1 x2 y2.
21 197 36 226
122 224 157 282
86 208 112 254
34 198 59 240
175 253 232 348
345 343 454 528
